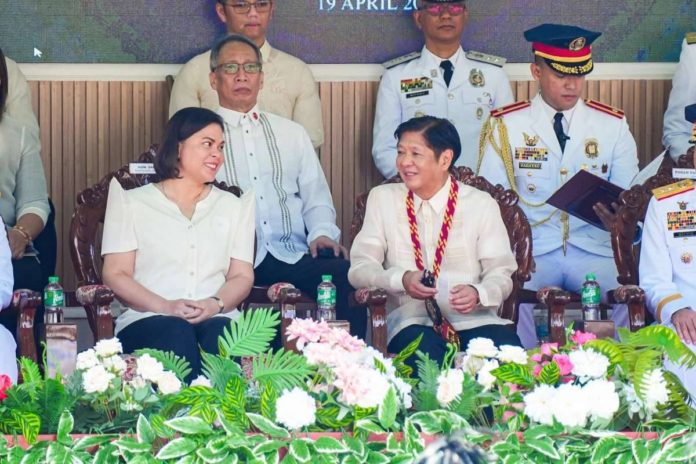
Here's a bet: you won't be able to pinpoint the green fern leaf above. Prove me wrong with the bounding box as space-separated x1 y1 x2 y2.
37 378 71 433
490 363 534 387
633 349 663 401
217 308 280 357
629 326 696 369
201 351 242 392
18 357 42 384
133 348 192 381
252 350 312 392
188 401 217 424
393 334 423 366
260 382 278 421
413 351 441 411
315 406 352 430
221 376 248 428
11 410 40 444
537 362 560 385
660 370 696 422
449 375 480 419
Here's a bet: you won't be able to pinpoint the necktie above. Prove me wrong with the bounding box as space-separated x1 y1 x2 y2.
553 112 569 152
440 60 454 87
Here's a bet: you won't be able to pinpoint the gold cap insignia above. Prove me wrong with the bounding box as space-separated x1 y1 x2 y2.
569 37 586 51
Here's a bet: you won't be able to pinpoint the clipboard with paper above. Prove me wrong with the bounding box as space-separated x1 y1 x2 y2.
546 169 624 231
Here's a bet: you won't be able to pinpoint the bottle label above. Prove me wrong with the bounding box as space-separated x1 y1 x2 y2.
581 286 601 306
317 287 336 306
44 289 65 307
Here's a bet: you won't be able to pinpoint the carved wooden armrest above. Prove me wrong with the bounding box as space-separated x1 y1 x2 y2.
76 284 115 342
11 289 42 362
613 285 646 332
266 283 303 352
354 287 388 355
537 286 572 346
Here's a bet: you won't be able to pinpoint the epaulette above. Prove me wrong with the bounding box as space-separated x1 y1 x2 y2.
686 32 696 45
382 51 421 69
466 50 506 67
652 179 694 201
490 101 530 118
584 99 625 119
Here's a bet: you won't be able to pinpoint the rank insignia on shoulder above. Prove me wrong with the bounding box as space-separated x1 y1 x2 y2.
466 50 506 67
686 32 696 45
653 179 695 201
490 101 530 118
584 99 625 119
382 51 421 69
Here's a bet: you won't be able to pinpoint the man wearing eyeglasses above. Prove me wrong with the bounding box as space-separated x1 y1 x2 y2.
372 0 514 178
211 34 367 340
170 0 324 149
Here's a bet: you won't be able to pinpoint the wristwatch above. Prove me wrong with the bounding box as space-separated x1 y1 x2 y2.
210 296 225 314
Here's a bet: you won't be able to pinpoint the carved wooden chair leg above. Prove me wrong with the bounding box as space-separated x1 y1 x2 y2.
537 287 572 346
76 285 115 342
267 283 302 352
613 285 646 332
354 288 388 355
13 289 42 363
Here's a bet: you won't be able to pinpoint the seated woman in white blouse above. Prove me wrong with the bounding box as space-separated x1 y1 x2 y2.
0 217 18 383
102 107 255 381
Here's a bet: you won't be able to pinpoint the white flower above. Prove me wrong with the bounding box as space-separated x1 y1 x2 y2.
476 359 500 391
621 383 642 416
436 369 464 407
94 338 123 358
391 376 413 409
190 375 212 388
128 376 147 389
156 371 182 395
82 365 115 394
466 337 498 358
550 384 589 428
275 387 316 430
76 349 100 371
101 355 127 375
642 369 669 413
497 345 528 365
523 385 556 425
583 380 620 421
457 354 485 375
569 349 609 380
136 354 165 383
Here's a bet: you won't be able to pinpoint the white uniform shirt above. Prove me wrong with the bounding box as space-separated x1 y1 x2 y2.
478 95 639 257
101 179 255 333
4 57 39 136
348 178 516 342
372 46 514 177
216 106 340 267
663 37 696 160
0 216 18 383
169 41 324 148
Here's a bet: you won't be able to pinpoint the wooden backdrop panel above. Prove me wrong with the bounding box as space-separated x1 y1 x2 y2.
28 78 670 290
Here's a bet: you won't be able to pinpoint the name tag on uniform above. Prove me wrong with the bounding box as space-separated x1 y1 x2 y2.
674 231 696 238
515 147 549 162
129 163 156 174
400 77 433 95
406 90 429 99
672 168 696 179
667 210 696 231
518 162 542 169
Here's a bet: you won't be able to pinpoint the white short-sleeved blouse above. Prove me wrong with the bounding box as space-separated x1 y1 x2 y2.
101 178 255 333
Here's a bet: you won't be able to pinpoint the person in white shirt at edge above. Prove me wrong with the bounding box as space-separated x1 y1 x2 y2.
372 0 514 178
210 34 367 341
663 33 696 164
0 217 18 384
640 163 696 403
3 55 39 136
169 0 324 149
350 116 521 367
477 24 639 348
101 107 255 383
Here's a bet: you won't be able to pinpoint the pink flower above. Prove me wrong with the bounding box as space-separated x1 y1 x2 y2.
502 410 518 423
286 318 333 350
570 330 597 346
304 342 343 367
533 364 543 377
552 354 574 376
506 383 522 394
0 375 11 401
325 328 365 353
531 353 543 363
540 343 559 356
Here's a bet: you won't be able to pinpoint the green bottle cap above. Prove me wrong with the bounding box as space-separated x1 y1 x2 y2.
321 275 332 282
48 276 59 284
585 273 596 281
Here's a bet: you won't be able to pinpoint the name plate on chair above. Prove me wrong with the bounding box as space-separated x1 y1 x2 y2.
673 168 696 179
44 324 78 378
129 163 156 174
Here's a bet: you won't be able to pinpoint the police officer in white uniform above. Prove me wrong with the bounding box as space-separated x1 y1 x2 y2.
663 33 696 162
640 105 696 401
372 0 513 178
477 24 639 347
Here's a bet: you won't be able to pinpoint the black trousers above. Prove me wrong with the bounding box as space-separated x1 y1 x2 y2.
255 254 367 340
388 323 522 369
117 315 231 383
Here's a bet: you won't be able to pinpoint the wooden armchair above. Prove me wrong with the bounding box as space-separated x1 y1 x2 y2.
348 166 535 354
2 290 43 363
69 145 301 345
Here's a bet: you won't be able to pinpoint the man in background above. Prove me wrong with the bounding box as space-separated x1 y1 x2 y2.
663 32 695 164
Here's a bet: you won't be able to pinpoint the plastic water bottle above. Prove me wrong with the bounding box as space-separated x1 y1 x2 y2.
581 273 601 321
43 276 65 324
316 275 336 321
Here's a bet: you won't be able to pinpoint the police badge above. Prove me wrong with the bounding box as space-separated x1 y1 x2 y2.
523 132 539 147
678 201 689 211
469 69 485 87
584 138 599 159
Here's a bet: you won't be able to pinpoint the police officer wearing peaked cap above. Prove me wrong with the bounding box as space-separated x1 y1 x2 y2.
477 24 639 347
372 0 514 178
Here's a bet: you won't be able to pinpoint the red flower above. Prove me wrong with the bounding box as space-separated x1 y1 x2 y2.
0 374 12 401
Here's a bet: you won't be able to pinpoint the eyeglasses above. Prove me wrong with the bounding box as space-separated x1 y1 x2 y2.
221 0 272 14
215 62 263 74
418 2 466 16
